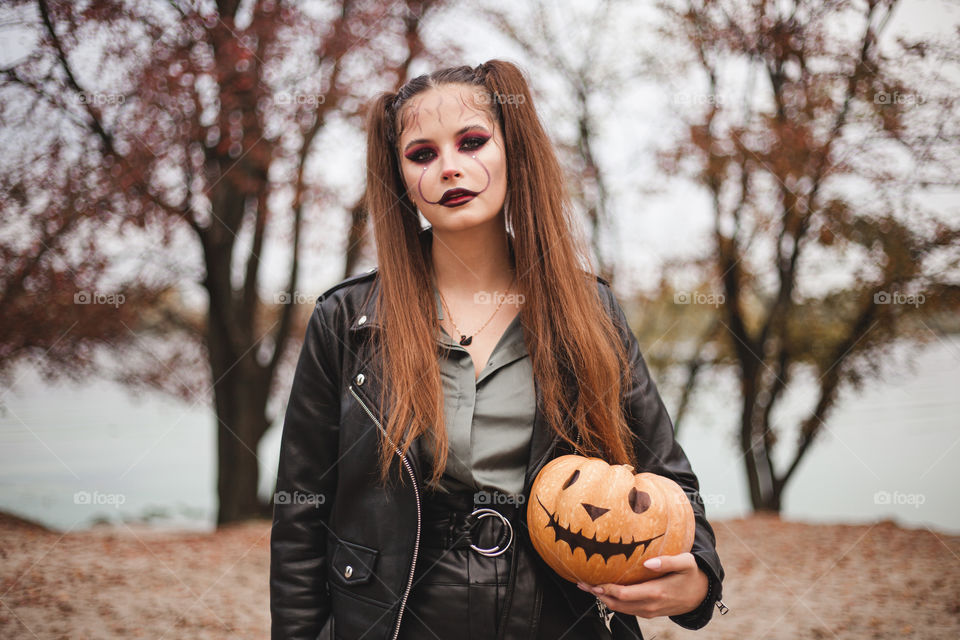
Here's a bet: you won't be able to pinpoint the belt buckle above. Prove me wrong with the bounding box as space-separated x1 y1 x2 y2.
466 507 514 557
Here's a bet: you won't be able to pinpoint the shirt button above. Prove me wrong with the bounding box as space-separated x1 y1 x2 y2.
344 565 354 578
358 315 367 326
355 373 366 386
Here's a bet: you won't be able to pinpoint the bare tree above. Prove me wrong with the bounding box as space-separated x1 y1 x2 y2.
656 0 960 511
1 0 447 525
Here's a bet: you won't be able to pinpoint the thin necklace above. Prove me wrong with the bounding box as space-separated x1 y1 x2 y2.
436 273 517 346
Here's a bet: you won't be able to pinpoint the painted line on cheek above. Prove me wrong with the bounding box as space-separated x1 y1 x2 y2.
470 154 492 196
417 165 443 205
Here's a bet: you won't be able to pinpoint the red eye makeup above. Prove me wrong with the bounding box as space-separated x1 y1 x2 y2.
402 126 492 164
403 135 491 164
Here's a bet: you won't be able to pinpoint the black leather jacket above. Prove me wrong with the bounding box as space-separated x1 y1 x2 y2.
270 249 725 640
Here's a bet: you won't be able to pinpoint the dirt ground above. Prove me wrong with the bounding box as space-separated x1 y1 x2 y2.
638 514 960 640
1 511 958 639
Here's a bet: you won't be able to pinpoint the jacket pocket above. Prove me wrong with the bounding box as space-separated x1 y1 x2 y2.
330 537 379 587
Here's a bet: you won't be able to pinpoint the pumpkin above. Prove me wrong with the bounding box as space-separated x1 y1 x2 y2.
526 455 695 585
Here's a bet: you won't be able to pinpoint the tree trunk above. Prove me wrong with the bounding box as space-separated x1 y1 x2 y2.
216 401 271 525
201 198 275 525
344 198 369 278
739 366 783 513
742 440 783 512
208 340 274 525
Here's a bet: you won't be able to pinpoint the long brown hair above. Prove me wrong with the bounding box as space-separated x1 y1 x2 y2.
364 59 636 488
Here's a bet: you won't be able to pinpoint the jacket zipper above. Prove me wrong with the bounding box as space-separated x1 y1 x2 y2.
348 384 421 640
596 597 613 629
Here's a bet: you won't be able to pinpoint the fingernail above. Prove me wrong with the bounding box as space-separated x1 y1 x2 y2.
591 586 604 594
577 582 588 591
644 558 661 570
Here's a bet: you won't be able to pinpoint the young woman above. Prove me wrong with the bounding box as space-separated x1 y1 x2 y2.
270 59 725 640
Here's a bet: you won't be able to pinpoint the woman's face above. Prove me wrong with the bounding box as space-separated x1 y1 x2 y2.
395 83 508 233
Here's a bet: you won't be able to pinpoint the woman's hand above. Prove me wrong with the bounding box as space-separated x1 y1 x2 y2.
576 552 708 618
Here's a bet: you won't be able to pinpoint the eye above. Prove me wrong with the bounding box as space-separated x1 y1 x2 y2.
629 488 651 514
562 469 580 490
459 135 489 152
404 146 436 164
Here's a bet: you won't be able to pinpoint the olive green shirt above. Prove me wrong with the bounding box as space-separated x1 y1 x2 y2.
421 286 536 497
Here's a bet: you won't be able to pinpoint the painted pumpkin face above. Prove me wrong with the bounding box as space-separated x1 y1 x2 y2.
526 455 695 585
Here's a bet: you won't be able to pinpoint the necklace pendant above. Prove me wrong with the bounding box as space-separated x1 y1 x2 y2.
459 335 472 346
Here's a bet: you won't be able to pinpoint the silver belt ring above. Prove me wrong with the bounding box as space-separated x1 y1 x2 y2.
467 508 514 557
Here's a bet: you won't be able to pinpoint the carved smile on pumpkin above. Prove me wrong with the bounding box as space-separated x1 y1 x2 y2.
536 496 665 563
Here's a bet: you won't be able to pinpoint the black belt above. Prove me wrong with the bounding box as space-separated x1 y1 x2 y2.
420 492 518 556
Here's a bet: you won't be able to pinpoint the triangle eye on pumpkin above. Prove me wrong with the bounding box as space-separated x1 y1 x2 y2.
581 503 610 521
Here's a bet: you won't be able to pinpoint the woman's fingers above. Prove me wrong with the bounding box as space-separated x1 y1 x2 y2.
575 552 697 594
577 579 658 600
640 551 697 574
575 552 704 618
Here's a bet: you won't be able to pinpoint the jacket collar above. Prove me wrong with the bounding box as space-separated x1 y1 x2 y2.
347 273 383 332
347 225 440 333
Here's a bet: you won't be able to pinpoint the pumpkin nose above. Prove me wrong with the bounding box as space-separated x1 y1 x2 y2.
581 503 610 521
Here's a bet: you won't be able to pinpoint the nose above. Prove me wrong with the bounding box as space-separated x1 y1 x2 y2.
439 148 463 181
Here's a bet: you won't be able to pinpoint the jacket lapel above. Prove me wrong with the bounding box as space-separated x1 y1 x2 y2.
347 274 429 482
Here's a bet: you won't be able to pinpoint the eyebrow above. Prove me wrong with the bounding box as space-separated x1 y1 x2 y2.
402 124 491 153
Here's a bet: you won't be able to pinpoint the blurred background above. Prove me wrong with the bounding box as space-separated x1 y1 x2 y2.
0 0 958 638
